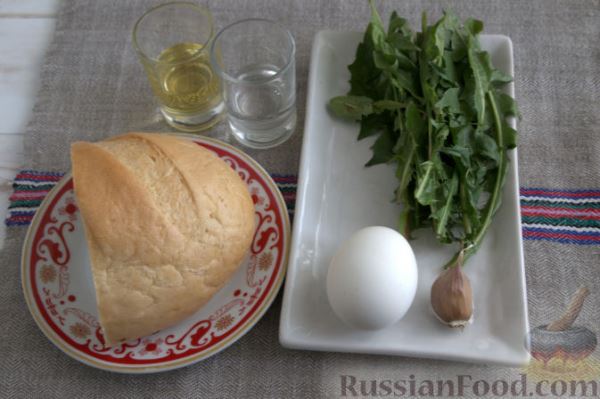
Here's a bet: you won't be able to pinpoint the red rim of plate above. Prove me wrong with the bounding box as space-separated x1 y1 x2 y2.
21 135 291 373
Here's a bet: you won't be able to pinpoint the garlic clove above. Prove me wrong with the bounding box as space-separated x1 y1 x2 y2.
430 265 473 328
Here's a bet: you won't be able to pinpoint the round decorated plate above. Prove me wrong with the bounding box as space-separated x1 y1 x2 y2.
21 135 290 373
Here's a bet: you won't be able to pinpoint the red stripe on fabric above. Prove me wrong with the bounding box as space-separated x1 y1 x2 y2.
271 176 297 181
7 215 34 222
521 205 600 214
521 210 600 221
10 189 52 195
520 189 600 198
9 192 49 201
522 211 600 221
523 230 600 241
15 173 62 182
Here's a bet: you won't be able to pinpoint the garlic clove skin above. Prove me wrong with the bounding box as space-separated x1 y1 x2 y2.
430 265 473 328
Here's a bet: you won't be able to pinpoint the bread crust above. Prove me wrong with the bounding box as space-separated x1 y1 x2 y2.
71 133 255 345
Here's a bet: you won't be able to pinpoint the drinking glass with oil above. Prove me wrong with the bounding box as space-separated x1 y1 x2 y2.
133 2 224 132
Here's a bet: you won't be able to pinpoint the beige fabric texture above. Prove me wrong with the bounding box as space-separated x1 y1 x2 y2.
2 0 599 397
71 133 255 345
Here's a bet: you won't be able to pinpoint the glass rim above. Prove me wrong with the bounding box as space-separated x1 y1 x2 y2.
132 1 214 65
210 18 296 85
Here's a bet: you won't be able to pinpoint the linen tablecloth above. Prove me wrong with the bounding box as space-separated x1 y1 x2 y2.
2 0 599 397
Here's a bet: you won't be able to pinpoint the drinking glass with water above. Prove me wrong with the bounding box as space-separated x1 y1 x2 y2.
211 19 296 149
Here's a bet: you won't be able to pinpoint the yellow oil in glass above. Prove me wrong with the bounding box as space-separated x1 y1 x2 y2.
146 42 222 115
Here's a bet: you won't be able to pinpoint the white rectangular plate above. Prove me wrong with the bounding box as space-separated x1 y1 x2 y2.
280 31 530 366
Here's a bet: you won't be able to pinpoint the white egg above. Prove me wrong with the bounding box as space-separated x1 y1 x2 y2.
326 226 418 330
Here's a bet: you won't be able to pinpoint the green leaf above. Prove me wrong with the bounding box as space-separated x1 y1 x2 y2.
414 161 439 206
464 18 483 35
491 70 513 85
394 103 423 198
441 145 471 167
450 30 467 61
389 33 420 51
442 50 458 83
450 125 473 148
394 133 416 197
459 170 481 239
405 102 425 132
390 70 421 99
388 11 412 36
348 21 383 97
432 125 450 153
433 23 448 62
435 88 461 113
496 92 519 117
358 113 388 140
433 172 459 241
399 183 430 239
441 11 461 30
373 50 396 71
366 127 396 166
467 41 492 130
394 51 417 70
328 96 374 120
393 109 404 135
367 0 387 51
474 132 500 164
328 4 519 271
421 17 446 65
502 120 518 149
373 100 407 113
461 90 509 257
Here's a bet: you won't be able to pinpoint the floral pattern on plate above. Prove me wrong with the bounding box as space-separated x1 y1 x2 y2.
22 136 290 373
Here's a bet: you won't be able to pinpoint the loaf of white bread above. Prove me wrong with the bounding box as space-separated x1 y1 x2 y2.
71 133 255 346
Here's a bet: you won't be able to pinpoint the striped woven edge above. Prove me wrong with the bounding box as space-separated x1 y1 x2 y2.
5 170 297 227
520 188 600 245
6 171 65 226
6 171 600 246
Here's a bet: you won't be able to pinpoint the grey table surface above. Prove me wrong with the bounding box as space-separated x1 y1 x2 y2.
2 0 599 397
